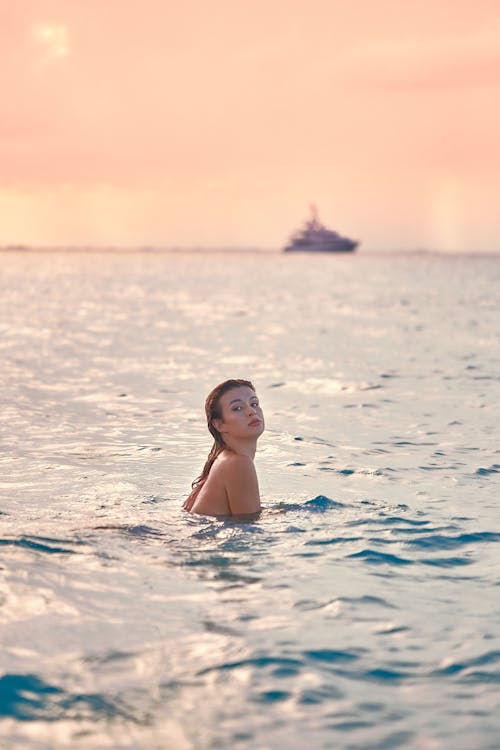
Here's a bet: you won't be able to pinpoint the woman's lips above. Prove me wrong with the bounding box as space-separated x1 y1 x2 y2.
249 418 262 427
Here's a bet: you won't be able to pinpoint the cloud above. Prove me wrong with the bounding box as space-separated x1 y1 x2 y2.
336 20 500 90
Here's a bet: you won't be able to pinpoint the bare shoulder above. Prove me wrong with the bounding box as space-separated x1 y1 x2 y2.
208 451 251 475
219 452 260 515
218 451 255 471
217 452 256 481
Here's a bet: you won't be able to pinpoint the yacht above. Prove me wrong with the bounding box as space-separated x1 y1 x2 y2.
283 205 358 253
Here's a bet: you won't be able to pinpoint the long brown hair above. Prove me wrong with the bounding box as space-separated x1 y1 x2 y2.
188 379 255 501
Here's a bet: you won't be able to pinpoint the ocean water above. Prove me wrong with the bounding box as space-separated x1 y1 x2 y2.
0 249 499 750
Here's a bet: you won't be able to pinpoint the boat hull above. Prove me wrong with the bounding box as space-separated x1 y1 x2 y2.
283 241 358 253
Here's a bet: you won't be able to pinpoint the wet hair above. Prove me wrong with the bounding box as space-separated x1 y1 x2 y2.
188 379 255 501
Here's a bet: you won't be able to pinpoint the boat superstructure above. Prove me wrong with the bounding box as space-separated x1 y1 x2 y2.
283 204 358 253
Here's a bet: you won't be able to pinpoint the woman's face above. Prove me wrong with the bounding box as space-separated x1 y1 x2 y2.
214 385 265 440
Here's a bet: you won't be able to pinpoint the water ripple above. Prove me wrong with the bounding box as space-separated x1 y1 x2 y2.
197 656 304 677
0 673 133 722
407 531 500 550
475 464 500 476
347 549 413 566
0 535 81 555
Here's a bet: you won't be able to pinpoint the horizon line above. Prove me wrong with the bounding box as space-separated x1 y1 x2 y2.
1 244 499 257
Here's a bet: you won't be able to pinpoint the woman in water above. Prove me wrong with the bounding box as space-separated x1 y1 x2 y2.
183 379 264 517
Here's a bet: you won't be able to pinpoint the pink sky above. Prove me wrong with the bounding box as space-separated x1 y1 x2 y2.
1 0 499 250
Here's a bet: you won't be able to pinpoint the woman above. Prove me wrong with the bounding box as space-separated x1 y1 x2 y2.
183 379 264 517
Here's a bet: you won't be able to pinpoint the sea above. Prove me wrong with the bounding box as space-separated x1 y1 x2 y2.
0 248 499 750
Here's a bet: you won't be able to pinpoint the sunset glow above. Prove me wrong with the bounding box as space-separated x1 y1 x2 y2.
1 1 499 251
32 23 70 60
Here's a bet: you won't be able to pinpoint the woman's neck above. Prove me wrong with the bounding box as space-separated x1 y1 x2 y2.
222 436 257 460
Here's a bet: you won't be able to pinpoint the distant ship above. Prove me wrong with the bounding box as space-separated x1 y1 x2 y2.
283 204 359 253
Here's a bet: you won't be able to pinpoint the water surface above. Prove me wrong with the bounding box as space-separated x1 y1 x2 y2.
1 250 499 749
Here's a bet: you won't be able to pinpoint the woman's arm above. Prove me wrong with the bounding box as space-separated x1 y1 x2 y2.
183 489 198 512
224 454 261 515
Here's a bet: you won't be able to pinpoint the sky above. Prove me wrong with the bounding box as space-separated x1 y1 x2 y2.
1 0 500 251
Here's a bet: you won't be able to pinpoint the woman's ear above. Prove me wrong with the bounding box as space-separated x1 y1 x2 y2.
212 417 224 433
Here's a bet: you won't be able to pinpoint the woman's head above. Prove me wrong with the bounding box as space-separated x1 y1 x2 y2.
205 379 262 446
189 379 262 495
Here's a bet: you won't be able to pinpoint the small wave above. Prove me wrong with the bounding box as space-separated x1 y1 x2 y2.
187 519 265 540
0 535 79 555
270 496 346 514
304 649 361 664
347 516 429 528
420 556 472 567
298 684 343 703
294 595 395 612
407 531 500 550
305 536 363 546
252 689 290 703
292 435 336 447
376 625 410 635
475 464 500 476
393 440 438 446
461 670 500 683
351 595 396 608
92 524 165 539
83 650 135 666
0 673 131 722
359 667 412 683
315 663 417 685
347 549 413 566
197 656 303 677
303 495 345 511
432 650 500 679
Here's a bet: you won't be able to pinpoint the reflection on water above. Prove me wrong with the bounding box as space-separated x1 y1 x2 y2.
1 251 500 749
